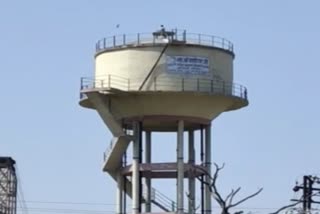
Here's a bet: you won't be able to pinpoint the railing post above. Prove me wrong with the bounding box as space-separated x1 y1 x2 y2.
244 88 248 99
103 38 106 49
108 75 111 88
151 188 155 201
222 38 225 49
113 36 116 47
172 201 175 211
93 79 96 88
183 30 186 42
212 36 215 46
80 78 83 99
137 33 140 45
198 34 201 44
80 77 83 90
123 34 126 45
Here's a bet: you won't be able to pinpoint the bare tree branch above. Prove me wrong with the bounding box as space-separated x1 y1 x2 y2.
225 189 235 205
212 163 225 185
228 187 241 207
195 163 226 206
196 176 224 207
270 192 320 214
269 201 301 214
229 188 263 208
194 163 263 214
211 163 226 206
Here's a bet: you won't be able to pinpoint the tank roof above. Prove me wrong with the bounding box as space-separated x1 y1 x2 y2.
95 29 234 55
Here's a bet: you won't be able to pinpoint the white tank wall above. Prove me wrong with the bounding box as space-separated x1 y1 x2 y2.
95 45 234 91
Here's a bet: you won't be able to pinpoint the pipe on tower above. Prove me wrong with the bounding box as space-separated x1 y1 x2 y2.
145 131 152 212
200 126 204 214
132 122 141 214
138 122 143 213
177 120 184 214
188 130 195 214
205 124 212 214
116 172 124 214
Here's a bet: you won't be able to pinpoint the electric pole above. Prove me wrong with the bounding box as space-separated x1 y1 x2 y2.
292 175 320 213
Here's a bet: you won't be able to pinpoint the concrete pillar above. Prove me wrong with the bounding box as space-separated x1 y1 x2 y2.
177 120 184 214
117 172 124 214
132 122 141 214
188 130 195 214
205 124 212 214
200 126 204 214
138 122 143 213
145 131 152 212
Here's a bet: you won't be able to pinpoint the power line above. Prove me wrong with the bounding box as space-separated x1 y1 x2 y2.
16 200 286 210
20 200 121 206
17 207 115 214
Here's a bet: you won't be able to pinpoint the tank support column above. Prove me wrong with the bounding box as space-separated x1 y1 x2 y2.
177 120 184 214
116 172 124 214
145 131 152 212
132 121 141 214
200 126 204 214
188 130 195 214
139 122 143 213
205 124 212 214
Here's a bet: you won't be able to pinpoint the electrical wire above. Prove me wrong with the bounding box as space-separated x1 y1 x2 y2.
16 200 288 210
17 207 114 214
21 200 121 206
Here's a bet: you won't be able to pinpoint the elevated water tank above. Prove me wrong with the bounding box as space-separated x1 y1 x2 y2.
80 29 247 131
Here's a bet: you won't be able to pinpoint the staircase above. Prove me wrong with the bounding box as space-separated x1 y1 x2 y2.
146 187 176 212
102 135 177 212
86 92 176 212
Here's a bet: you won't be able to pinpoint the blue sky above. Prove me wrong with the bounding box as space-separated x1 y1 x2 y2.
1 0 320 213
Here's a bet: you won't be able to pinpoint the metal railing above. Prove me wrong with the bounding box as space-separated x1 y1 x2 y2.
143 186 176 212
103 138 117 161
95 29 234 53
80 75 248 101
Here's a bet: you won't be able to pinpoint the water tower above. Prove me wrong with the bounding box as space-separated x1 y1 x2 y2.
79 28 248 214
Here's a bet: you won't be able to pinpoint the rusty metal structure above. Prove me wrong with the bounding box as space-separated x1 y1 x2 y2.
0 157 17 214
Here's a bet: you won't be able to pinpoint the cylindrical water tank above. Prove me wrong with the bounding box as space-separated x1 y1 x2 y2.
80 30 247 130
94 31 234 92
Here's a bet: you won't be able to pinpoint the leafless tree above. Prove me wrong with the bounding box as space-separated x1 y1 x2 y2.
269 201 302 214
270 192 320 214
195 163 263 214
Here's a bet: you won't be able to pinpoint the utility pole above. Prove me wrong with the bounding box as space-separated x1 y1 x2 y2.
292 175 320 213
